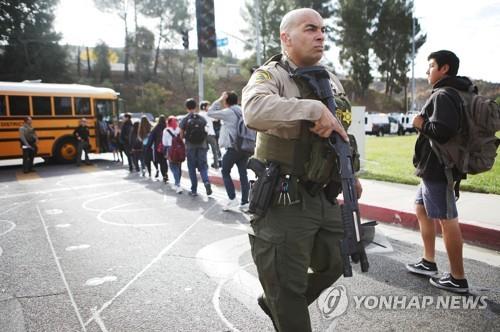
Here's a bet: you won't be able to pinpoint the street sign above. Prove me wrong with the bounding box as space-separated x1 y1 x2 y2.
216 37 228 47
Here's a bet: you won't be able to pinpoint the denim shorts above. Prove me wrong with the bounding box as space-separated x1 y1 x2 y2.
415 179 458 220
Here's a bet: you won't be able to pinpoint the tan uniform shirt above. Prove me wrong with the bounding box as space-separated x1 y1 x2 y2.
242 55 345 139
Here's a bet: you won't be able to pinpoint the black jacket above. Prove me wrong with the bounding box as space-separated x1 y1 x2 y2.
120 120 132 147
413 76 475 181
74 125 90 142
146 123 166 154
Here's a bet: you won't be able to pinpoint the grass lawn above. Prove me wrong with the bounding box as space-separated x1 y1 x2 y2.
359 134 500 195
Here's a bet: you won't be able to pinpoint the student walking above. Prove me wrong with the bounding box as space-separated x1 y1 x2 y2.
208 91 250 211
163 116 184 194
179 98 212 196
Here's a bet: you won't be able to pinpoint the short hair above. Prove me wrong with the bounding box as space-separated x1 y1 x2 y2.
185 98 197 110
279 8 321 52
226 91 238 106
124 113 131 120
200 100 210 111
428 50 460 76
24 116 31 123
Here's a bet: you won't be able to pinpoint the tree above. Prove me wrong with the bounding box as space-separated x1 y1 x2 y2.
94 42 112 83
131 27 155 83
241 0 294 63
0 0 70 82
372 0 426 97
138 0 190 77
94 0 131 80
134 82 172 116
294 0 335 20
333 0 380 99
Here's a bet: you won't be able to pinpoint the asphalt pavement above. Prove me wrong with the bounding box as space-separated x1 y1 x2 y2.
1 156 499 332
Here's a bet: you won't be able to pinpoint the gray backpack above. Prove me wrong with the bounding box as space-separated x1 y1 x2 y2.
431 86 500 175
230 108 256 154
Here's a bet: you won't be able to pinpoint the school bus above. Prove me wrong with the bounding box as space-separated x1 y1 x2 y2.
0 81 121 163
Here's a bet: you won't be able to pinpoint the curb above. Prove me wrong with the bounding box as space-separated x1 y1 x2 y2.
186 170 500 252
358 203 500 252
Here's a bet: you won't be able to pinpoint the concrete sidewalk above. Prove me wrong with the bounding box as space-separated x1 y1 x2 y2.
201 165 500 252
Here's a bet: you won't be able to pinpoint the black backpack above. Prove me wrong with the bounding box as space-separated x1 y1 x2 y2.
184 113 207 144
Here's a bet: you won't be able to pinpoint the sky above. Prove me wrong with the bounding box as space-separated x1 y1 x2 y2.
54 0 500 83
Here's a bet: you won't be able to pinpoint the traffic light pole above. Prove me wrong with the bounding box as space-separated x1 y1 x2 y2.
198 56 204 102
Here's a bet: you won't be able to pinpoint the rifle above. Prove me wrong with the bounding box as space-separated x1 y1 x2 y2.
292 66 369 277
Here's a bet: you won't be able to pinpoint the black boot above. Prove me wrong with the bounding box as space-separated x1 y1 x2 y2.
258 295 278 331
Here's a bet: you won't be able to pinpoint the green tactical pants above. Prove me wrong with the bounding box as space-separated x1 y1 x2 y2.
249 183 344 332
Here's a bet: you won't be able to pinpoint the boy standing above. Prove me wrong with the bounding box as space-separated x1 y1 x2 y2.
406 50 474 293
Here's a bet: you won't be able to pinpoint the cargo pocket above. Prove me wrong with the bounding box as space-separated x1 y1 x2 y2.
249 230 285 291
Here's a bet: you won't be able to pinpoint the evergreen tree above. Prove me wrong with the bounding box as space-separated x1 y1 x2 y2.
0 0 70 82
138 0 190 78
333 0 380 99
94 0 131 80
372 0 426 96
94 42 112 83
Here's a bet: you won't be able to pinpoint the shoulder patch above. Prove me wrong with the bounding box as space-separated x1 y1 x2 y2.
254 70 272 84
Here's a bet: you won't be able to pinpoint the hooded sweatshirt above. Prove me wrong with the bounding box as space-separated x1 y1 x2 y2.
413 75 476 182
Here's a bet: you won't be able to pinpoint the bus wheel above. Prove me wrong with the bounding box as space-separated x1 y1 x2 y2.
54 137 78 163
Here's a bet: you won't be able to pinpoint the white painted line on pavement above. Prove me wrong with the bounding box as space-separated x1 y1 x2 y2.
66 244 91 251
0 220 16 236
197 234 265 331
96 203 168 227
0 200 34 216
45 209 63 215
85 276 117 287
91 307 109 332
0 180 131 199
36 204 87 332
84 201 219 327
212 263 255 332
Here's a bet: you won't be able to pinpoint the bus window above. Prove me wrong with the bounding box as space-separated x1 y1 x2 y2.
54 97 72 116
32 96 52 116
75 97 91 115
95 99 113 122
9 96 30 116
0 95 5 116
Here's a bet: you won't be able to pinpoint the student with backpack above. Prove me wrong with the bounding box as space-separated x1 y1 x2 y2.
208 91 253 211
146 115 169 183
163 116 185 194
406 50 497 293
179 98 212 196
129 122 144 173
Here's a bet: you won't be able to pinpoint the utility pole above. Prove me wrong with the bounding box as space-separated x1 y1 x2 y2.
411 13 416 112
255 0 262 66
198 57 204 102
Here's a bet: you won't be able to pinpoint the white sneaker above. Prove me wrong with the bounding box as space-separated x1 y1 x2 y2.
170 183 177 190
176 186 183 194
222 199 238 211
239 203 249 212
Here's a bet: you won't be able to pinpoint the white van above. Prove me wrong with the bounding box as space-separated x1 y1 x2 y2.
401 111 419 134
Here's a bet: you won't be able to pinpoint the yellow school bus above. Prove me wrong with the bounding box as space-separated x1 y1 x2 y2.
0 81 120 163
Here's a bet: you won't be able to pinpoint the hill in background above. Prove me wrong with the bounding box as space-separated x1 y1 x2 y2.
364 78 500 113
